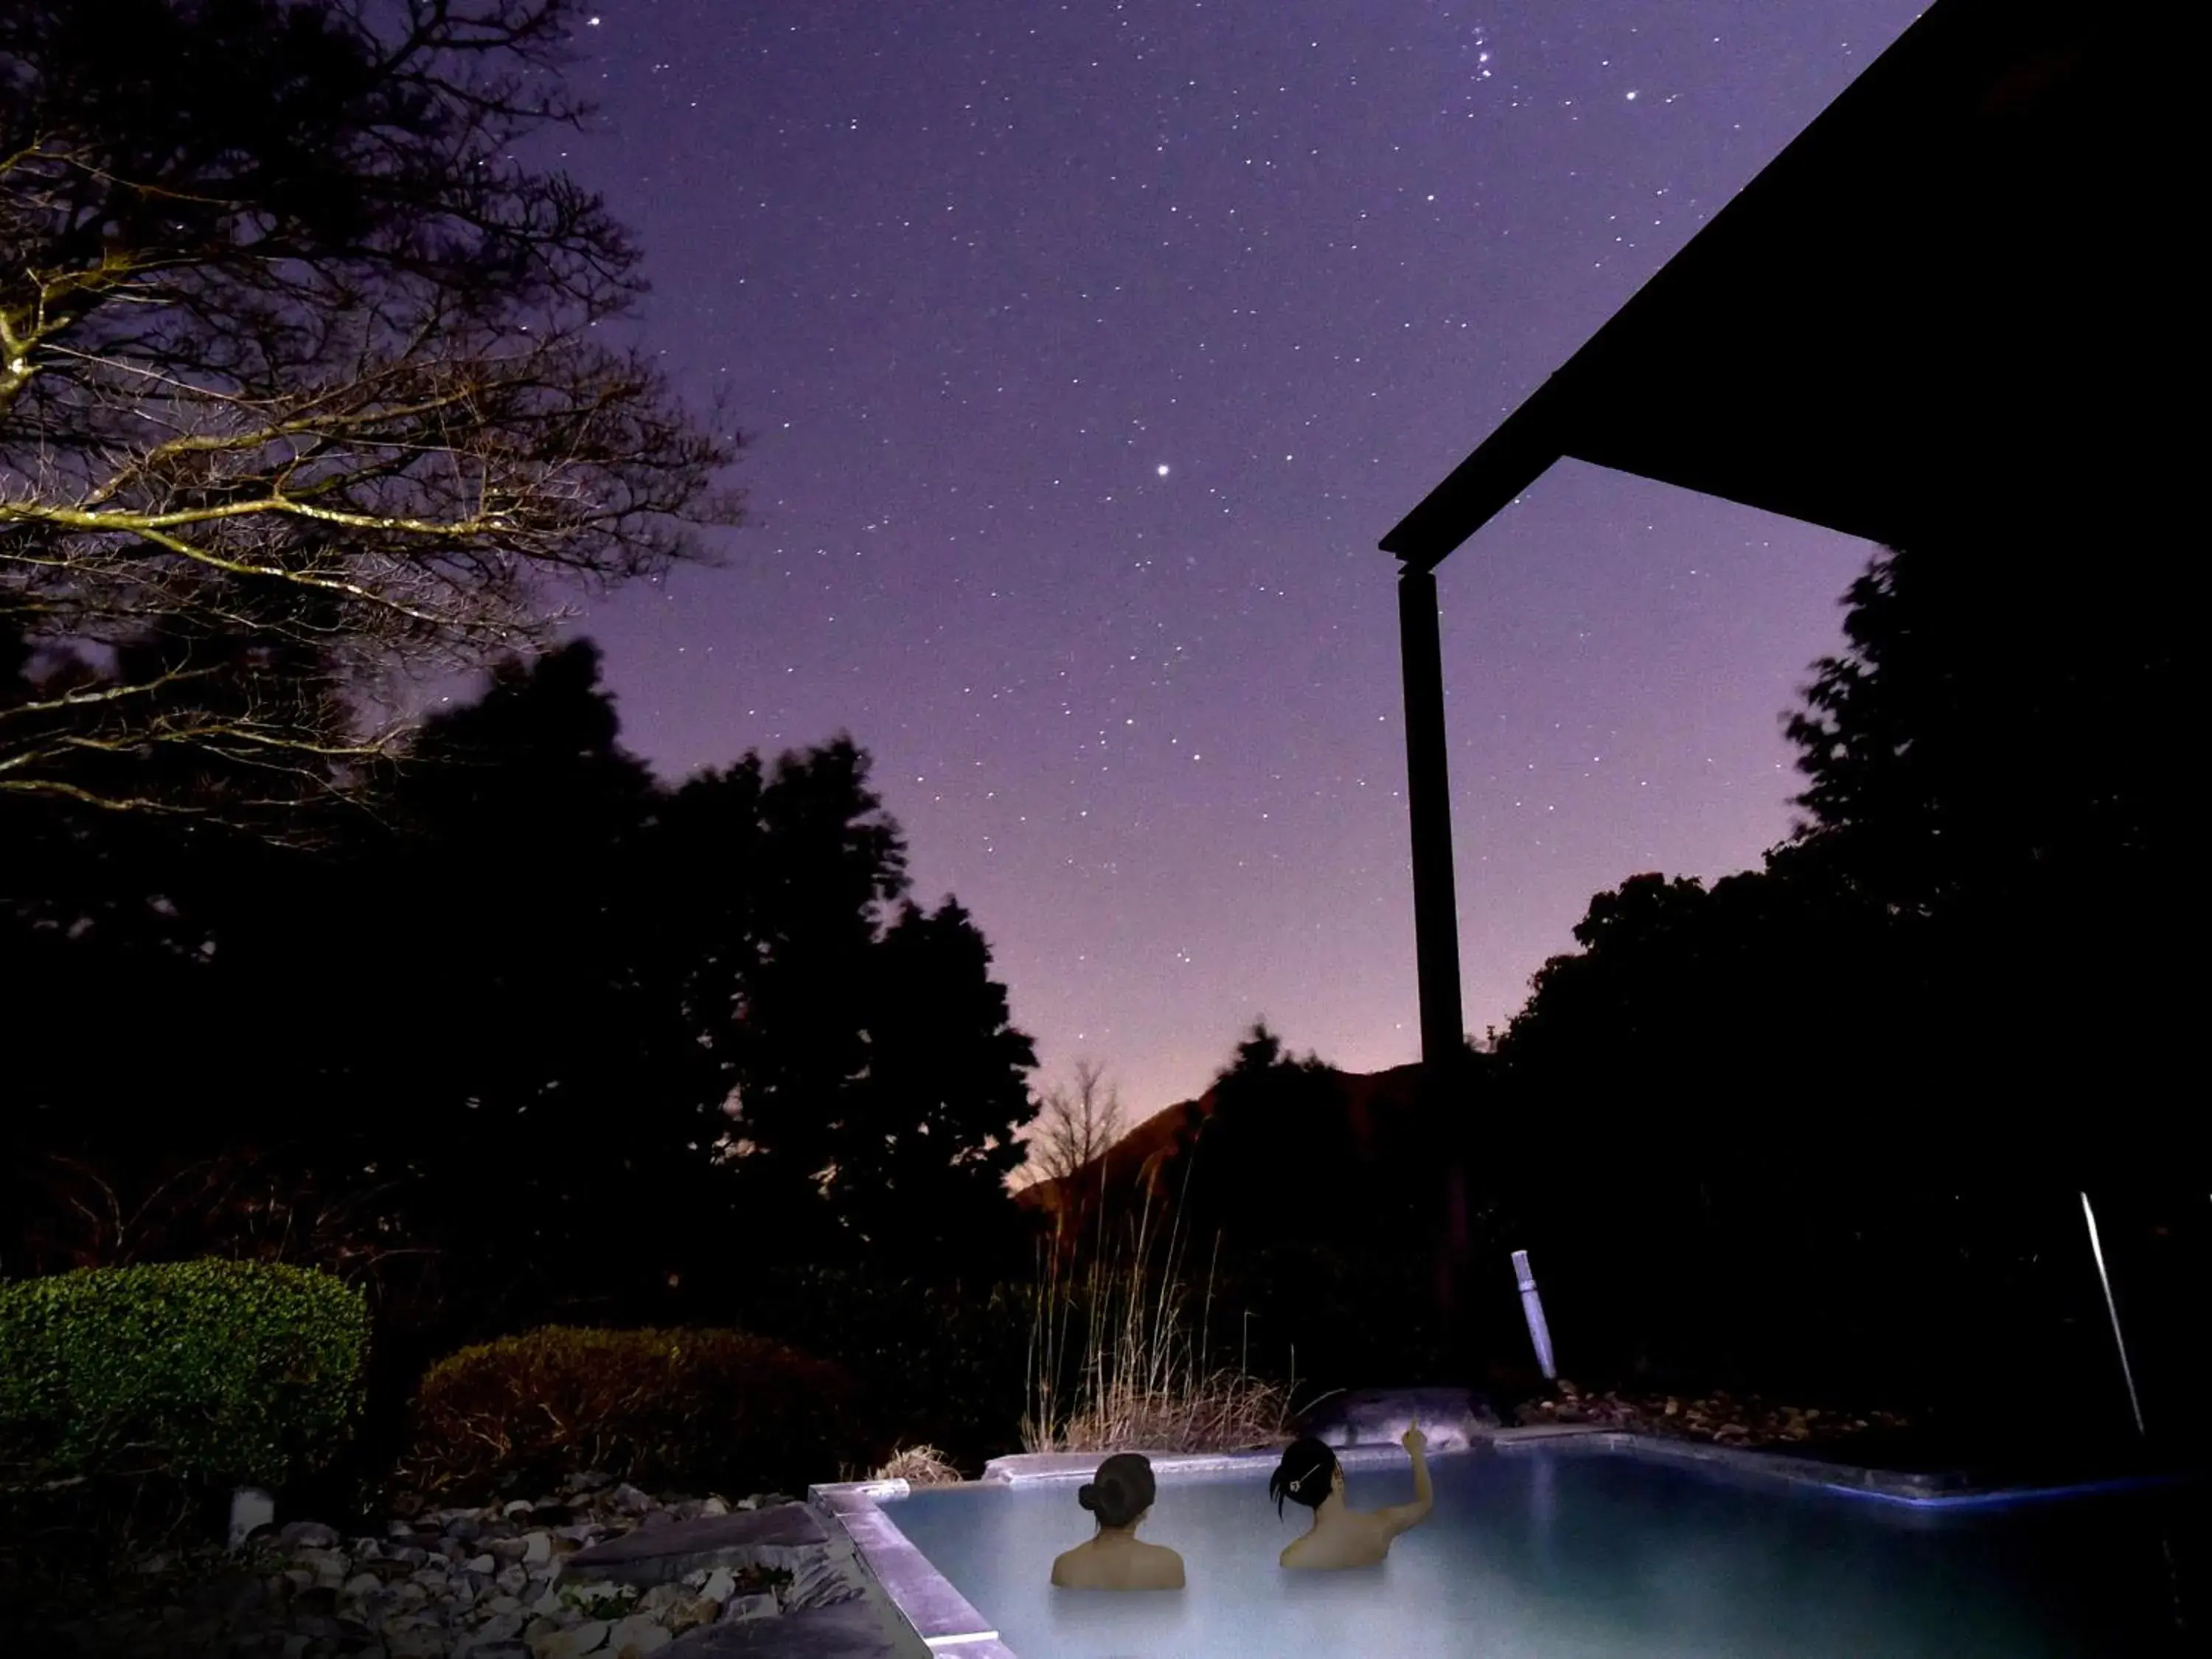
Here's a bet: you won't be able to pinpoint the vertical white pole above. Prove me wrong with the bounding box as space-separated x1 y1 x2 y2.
2079 1191 2147 1439
1513 1248 1557 1380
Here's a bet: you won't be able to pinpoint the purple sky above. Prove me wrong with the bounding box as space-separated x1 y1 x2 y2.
550 1 1929 1122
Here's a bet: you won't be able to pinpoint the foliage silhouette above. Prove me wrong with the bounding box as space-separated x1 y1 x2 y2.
0 639 1042 1347
1470 525 2199 1427
0 0 734 826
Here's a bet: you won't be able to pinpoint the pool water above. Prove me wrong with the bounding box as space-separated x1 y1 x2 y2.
880 1447 2197 1658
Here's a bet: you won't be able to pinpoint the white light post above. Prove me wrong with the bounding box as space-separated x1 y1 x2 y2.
1513 1248 1557 1380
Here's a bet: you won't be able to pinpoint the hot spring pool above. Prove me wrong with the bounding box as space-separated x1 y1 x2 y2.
837 1441 2196 1658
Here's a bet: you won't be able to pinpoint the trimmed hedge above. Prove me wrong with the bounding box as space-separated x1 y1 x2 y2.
401 1326 859 1499
0 1259 369 1489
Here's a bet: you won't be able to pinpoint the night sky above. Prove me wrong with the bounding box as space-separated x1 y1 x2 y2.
546 1 1930 1124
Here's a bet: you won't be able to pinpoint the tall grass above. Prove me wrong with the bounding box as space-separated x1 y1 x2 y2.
1020 1157 1300 1454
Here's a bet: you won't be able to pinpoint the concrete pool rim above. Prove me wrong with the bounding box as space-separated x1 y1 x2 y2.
807 1427 2199 1656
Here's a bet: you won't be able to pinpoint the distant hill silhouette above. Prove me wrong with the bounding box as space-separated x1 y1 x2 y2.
1017 1062 1428 1242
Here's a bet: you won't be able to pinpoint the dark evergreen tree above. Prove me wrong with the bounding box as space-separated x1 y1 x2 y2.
1 639 1044 1330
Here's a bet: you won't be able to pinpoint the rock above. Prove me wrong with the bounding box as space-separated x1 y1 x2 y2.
280 1520 341 1551
785 1551 866 1610
291 1584 339 1617
609 1613 670 1656
638 1584 688 1618
533 1616 611 1658
667 1596 720 1635
21 1476 877 1659
566 1503 827 1587
565 1472 613 1495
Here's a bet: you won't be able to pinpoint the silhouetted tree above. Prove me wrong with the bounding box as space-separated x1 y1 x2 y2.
1470 524 2202 1406
691 737 911 1262
824 898 1039 1275
1029 1058 1124 1190
1783 540 2183 918
4 635 1049 1339
1174 1024 1356 1257
1492 866 1924 1132
0 0 734 827
1776 534 2190 1160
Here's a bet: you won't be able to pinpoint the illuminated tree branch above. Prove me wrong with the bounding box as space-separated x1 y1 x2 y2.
0 0 740 832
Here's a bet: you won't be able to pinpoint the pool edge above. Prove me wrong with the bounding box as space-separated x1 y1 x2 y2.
1486 1427 2198 1508
813 1434 2197 1658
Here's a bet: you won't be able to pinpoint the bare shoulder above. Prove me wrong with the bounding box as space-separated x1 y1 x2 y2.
1374 1498 1432 1540
1049 1545 1085 1587
1144 1543 1186 1588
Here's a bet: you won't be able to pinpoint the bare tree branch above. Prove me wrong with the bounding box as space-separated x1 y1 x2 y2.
0 0 740 832
1028 1058 1125 1189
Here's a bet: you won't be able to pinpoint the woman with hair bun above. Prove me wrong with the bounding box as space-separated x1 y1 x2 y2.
1269 1426 1433 1569
1048 1452 1186 1590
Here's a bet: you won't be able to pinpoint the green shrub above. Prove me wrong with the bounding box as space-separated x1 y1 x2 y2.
401 1326 859 1500
0 1259 369 1490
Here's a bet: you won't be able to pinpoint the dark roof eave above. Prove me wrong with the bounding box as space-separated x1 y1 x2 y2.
1378 389 1568 572
1374 0 2008 569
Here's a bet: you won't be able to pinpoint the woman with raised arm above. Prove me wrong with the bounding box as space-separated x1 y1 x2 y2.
1049 1453 1186 1590
1269 1427 1433 1570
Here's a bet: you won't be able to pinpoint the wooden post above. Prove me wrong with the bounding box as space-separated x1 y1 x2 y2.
1398 565 1464 1078
1399 565 1470 1361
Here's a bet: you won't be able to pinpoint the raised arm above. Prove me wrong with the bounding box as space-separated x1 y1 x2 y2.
1374 1427 1434 1537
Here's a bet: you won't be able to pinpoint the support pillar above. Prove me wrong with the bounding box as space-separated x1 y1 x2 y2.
1398 565 1465 1077
1399 564 1470 1363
